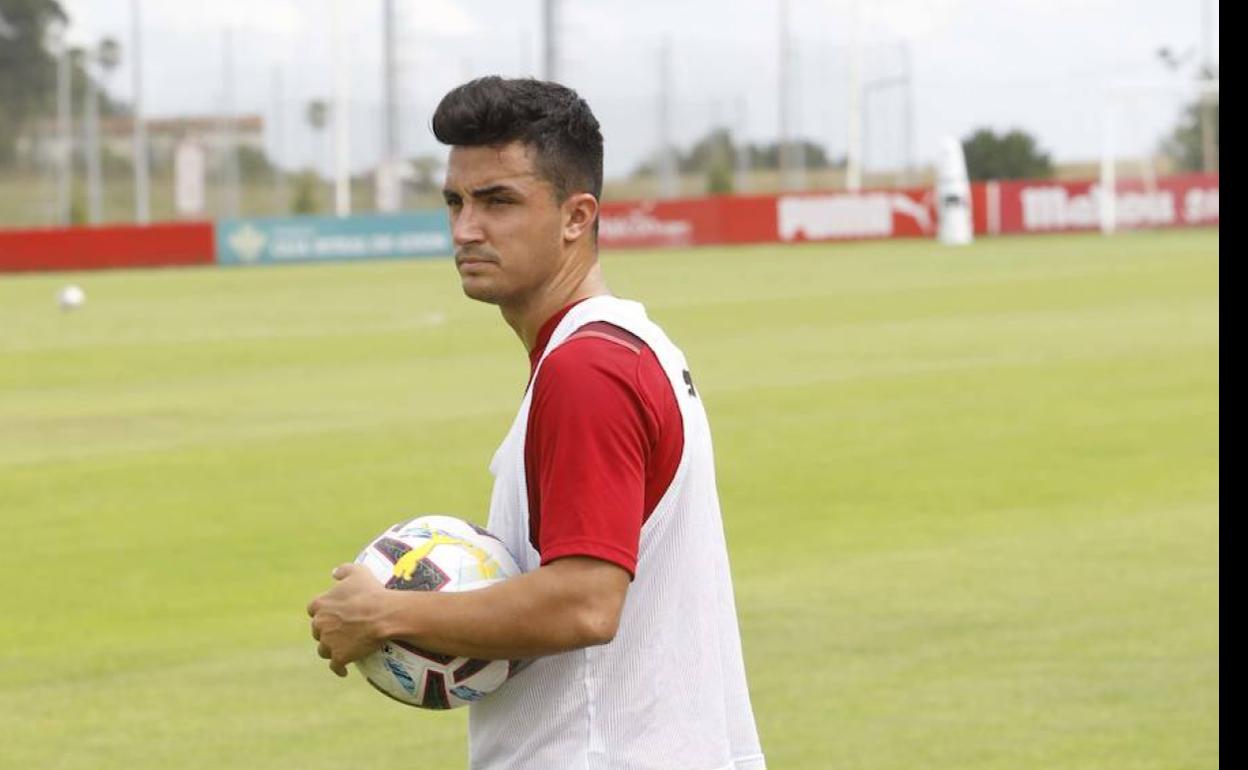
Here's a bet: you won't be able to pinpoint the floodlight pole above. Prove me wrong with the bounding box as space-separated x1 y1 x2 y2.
778 0 793 190
657 38 677 199
331 0 351 216
131 0 150 224
84 51 102 223
542 0 559 82
221 27 240 219
902 40 915 185
272 66 287 213
55 30 72 225
846 0 862 192
1199 0 1217 172
734 95 750 192
381 0 401 211
1099 90 1116 235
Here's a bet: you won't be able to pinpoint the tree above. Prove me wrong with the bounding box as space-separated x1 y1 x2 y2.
630 127 836 186
0 0 67 167
237 145 274 182
291 169 320 214
1160 98 1218 173
405 154 444 195
960 128 1053 181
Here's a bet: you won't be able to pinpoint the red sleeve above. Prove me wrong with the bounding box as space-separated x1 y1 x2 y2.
524 333 657 578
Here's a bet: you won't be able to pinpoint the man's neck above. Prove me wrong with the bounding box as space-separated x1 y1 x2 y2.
502 259 609 353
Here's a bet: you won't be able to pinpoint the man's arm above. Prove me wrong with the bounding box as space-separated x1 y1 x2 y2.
307 555 630 677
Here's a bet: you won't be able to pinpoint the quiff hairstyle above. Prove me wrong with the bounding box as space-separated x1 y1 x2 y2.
432 76 604 204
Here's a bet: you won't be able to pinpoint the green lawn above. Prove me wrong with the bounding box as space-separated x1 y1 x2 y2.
0 229 1218 769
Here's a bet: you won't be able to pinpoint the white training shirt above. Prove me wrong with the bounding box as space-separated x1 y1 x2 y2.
469 295 766 770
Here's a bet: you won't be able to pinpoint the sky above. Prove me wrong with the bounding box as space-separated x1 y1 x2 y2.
58 0 1218 179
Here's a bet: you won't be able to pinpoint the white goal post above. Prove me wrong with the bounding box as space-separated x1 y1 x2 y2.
1100 77 1219 235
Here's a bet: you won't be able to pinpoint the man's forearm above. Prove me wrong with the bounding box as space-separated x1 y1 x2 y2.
375 557 629 660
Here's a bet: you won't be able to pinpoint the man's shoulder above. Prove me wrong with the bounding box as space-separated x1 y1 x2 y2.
541 322 647 372
563 321 647 355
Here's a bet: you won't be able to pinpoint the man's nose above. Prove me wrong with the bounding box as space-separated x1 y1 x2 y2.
451 205 484 247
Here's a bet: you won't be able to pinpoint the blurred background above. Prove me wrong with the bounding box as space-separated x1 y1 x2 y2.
0 0 1219 227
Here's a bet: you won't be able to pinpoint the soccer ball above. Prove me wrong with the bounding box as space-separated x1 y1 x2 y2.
57 284 85 310
353 515 527 709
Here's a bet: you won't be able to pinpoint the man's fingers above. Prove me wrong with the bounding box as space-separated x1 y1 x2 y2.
317 642 332 660
330 659 349 678
331 563 360 581
306 598 319 618
311 621 321 641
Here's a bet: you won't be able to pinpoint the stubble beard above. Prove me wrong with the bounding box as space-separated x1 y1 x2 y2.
455 245 508 305
460 278 507 305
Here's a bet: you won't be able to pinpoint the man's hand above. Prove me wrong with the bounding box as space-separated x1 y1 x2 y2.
306 555 630 667
306 563 389 677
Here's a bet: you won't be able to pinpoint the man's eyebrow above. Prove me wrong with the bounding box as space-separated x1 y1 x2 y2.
468 184 521 198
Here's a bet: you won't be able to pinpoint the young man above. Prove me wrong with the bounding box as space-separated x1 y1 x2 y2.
307 77 765 770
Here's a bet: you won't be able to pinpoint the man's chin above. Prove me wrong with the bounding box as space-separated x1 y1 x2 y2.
460 278 504 305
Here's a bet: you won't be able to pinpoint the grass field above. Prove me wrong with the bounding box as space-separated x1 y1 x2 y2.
0 229 1218 769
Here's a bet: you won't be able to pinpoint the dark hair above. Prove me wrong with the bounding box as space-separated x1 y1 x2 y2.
432 77 603 203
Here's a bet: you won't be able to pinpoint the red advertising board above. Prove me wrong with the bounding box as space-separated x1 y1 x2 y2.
597 198 725 249
0 222 215 273
976 173 1219 235
773 187 936 242
598 187 938 249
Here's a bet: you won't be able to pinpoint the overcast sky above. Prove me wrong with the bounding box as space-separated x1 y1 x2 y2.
59 0 1218 179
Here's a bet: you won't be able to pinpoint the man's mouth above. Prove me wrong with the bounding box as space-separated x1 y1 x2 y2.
455 251 498 267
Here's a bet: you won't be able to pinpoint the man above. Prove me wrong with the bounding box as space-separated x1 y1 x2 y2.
307 76 765 770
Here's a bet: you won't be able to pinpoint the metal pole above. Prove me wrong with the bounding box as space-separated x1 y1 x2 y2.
902 41 915 186
383 0 398 166
734 95 749 192
791 36 805 190
846 0 862 192
131 0 150 224
542 0 558 81
84 53 102 223
332 0 351 216
55 38 72 225
1199 0 1217 172
272 66 287 213
380 0 401 211
658 38 677 199
1099 90 1116 235
778 0 792 190
222 27 240 218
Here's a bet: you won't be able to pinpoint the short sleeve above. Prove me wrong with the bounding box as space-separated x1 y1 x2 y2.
524 335 654 578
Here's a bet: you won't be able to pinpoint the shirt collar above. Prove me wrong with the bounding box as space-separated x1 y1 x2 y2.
529 298 592 373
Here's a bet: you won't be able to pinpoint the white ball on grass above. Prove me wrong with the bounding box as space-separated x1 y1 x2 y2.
57 285 86 311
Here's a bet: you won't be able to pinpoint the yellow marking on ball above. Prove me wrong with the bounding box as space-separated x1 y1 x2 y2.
393 530 501 582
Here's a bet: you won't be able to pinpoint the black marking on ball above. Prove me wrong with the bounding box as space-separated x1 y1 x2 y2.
385 557 449 592
452 657 491 684
421 670 452 710
394 639 456 666
372 537 411 564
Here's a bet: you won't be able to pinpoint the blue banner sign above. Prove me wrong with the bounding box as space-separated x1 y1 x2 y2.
216 211 451 265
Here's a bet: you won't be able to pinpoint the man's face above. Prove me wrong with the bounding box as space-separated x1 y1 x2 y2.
442 142 565 306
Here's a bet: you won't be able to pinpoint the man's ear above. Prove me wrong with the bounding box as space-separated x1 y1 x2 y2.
563 193 599 243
